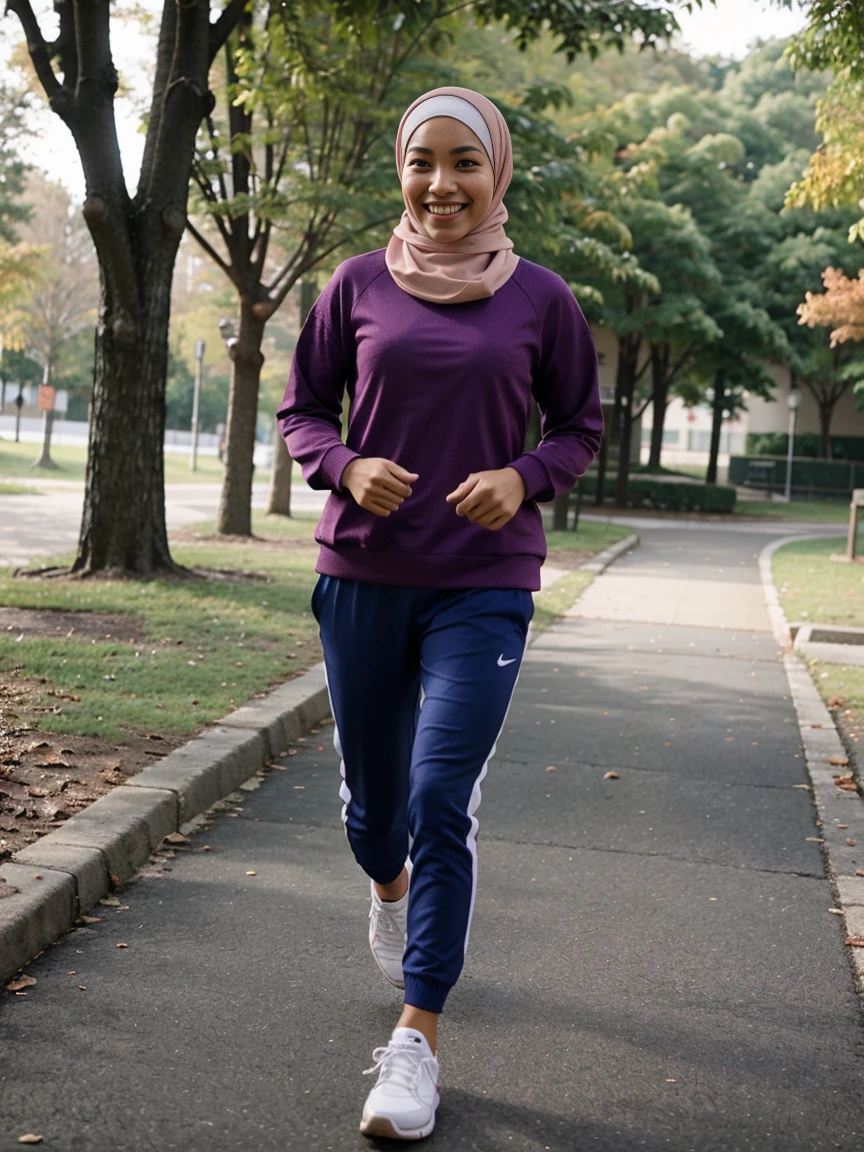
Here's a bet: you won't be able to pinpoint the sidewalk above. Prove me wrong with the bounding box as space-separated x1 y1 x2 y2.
2 524 863 1150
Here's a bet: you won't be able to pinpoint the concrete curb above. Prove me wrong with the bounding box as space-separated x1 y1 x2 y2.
577 532 639 576
1 663 331 985
758 535 864 992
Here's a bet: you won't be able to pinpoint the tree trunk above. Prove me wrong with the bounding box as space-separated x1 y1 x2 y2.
705 369 726 486
33 363 58 470
33 409 58 470
594 427 609 506
217 298 266 536
817 400 833 460
267 277 317 517
647 344 670 470
551 491 569 531
74 241 178 574
614 334 639 508
267 426 293 516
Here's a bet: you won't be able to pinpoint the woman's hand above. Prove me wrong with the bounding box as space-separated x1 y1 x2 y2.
341 458 419 517
446 467 526 531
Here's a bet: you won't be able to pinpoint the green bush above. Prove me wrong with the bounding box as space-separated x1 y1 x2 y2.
745 432 864 460
577 473 736 512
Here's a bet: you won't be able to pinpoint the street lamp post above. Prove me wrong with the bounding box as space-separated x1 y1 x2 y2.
190 338 205 472
783 388 802 503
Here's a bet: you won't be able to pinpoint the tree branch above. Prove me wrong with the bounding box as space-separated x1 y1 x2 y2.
209 0 248 63
186 218 235 283
7 0 63 102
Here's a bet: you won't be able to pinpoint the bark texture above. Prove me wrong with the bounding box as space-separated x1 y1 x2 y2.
217 301 266 536
705 370 726 486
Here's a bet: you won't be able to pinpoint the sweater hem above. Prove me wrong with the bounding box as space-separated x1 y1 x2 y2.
315 544 541 591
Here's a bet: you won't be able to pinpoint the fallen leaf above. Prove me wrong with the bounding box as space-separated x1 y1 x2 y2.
18 1135 43 1145
245 870 257 876
545 766 558 773
78 985 87 991
805 837 824 843
115 942 128 949
856 870 864 878
6 975 36 992
810 723 823 729
604 771 619 780
829 755 851 767
847 839 857 846
78 916 100 925
163 833 190 847
828 908 843 915
100 895 121 907
793 784 811 790
846 937 864 948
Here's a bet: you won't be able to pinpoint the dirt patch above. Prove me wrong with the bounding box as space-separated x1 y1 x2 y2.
545 549 594 570
0 676 178 861
0 607 146 644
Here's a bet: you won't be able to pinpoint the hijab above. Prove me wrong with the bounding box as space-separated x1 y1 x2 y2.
385 86 519 305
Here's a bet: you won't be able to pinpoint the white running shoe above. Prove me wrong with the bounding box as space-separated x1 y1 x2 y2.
360 1027 440 1141
368 866 410 988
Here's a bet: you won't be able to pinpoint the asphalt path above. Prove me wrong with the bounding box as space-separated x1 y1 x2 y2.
2 521 862 1150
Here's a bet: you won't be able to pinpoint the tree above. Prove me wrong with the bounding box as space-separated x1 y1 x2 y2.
780 1 864 240
5 0 252 574
17 172 99 469
798 266 864 346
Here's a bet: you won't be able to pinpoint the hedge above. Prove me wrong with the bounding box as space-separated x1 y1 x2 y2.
578 474 736 513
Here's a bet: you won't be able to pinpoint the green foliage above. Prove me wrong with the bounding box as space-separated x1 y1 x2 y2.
0 77 30 244
580 472 736 512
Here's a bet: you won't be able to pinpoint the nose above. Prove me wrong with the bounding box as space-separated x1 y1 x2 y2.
428 164 457 196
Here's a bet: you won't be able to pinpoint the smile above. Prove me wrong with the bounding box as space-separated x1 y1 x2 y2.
424 204 467 216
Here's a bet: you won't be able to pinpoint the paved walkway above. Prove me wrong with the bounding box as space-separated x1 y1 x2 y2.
2 523 863 1151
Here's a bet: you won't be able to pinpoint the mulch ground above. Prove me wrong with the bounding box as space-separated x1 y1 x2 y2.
1 608 180 862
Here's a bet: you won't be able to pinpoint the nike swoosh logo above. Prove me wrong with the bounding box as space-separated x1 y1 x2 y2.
497 655 517 667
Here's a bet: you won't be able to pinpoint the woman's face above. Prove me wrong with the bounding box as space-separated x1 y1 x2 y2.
401 116 495 243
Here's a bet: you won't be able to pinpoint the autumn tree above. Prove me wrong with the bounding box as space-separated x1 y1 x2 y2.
798 267 864 346
17 172 99 469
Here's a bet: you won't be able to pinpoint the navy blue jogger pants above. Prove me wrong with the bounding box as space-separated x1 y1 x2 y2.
312 576 533 1014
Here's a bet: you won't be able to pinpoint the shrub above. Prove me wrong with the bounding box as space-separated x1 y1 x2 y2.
576 474 736 512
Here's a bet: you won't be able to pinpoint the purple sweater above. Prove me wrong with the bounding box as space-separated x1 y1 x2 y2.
277 249 603 591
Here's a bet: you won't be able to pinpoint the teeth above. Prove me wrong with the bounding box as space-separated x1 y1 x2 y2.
426 205 464 215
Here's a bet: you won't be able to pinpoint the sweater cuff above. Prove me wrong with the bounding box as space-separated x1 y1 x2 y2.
320 444 361 492
508 454 553 503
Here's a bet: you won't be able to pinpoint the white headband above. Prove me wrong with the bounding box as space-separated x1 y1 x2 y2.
401 95 494 165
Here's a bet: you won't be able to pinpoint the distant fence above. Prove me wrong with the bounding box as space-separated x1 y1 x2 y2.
729 455 864 498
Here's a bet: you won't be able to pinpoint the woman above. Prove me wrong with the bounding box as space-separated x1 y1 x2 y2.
278 86 602 1141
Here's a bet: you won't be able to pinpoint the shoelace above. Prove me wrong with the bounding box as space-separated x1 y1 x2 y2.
363 1043 436 1090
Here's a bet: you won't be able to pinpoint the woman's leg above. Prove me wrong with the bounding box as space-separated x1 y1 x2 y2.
402 587 534 1016
313 576 422 887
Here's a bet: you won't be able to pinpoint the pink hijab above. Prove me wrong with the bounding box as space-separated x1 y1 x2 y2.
385 86 519 305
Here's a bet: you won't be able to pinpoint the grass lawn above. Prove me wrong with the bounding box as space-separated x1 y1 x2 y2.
0 512 322 743
0 482 37 495
0 440 270 484
773 535 864 756
0 512 629 745
738 499 849 523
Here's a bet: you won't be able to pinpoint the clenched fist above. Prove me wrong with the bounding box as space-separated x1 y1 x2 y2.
341 457 419 517
446 467 527 531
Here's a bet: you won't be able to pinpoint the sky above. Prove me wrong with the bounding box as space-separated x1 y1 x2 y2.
2 0 809 203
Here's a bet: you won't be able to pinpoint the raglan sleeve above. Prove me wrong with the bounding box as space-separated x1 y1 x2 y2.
276 267 360 492
507 280 603 504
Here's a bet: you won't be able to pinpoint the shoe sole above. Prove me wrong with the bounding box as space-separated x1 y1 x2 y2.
359 1107 436 1140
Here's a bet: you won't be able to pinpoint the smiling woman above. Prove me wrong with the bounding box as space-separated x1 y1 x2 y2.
276 84 603 1142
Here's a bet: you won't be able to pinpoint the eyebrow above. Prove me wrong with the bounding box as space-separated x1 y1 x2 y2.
406 145 484 156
